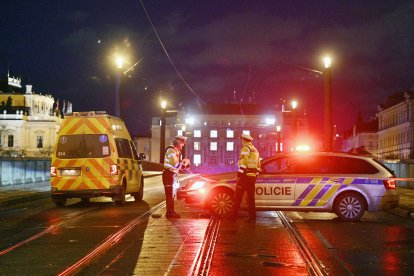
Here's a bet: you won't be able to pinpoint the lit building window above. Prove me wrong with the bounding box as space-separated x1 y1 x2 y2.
243 130 250 135
226 129 234 138
210 141 218 151
194 130 201 137
194 154 201 166
226 142 234 151
194 141 201 151
210 130 218 138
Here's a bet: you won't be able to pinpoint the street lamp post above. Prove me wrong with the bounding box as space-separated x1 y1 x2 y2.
114 55 125 119
291 100 298 150
323 57 333 152
276 125 282 153
160 100 167 164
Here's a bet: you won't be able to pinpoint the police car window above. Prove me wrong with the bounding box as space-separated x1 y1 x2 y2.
294 156 332 174
115 138 133 159
56 134 110 159
331 156 379 174
261 157 294 174
129 140 139 160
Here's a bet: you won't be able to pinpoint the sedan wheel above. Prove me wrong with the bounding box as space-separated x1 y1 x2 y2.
210 189 233 216
334 193 365 222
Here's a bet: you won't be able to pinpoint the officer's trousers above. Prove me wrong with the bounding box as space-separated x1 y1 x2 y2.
232 174 257 220
162 170 176 215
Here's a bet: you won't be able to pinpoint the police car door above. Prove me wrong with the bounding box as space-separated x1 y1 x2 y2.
255 156 296 207
291 155 335 208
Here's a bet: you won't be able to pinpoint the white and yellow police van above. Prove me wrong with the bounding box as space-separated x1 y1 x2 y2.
177 152 399 221
50 111 144 206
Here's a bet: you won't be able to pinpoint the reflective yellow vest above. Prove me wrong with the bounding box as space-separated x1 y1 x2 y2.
238 141 261 176
164 145 182 173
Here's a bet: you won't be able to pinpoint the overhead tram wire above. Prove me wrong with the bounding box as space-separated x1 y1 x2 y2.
138 0 206 105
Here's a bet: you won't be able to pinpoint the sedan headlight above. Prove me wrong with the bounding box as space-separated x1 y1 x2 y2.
189 181 206 190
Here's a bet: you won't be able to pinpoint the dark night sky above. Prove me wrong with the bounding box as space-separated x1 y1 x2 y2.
1 1 414 137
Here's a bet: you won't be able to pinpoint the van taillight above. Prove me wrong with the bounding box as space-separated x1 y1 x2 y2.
51 167 57 177
110 164 118 175
383 179 396 190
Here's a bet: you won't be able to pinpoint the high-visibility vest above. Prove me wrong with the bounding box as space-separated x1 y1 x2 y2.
238 142 261 176
164 145 182 173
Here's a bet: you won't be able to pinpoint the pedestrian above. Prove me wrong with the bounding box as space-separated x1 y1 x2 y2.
231 133 261 223
162 135 189 218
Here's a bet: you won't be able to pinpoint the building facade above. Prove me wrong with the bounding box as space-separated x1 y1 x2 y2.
145 103 310 173
377 91 414 160
0 73 66 157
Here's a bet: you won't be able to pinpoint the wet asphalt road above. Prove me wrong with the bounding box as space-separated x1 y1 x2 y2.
0 175 413 275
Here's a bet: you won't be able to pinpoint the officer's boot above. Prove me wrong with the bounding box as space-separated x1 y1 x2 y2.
165 188 180 218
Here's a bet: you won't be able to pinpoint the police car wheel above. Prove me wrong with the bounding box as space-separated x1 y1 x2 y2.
334 192 366 222
209 189 234 217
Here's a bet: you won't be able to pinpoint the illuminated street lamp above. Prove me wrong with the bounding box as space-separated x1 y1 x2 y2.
323 56 333 152
291 100 298 148
276 125 282 153
160 100 167 164
114 54 125 119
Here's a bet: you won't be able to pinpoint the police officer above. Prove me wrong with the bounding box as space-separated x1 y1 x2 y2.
162 135 189 218
231 133 261 223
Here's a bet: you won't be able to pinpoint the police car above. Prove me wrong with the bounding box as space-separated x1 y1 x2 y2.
177 152 399 221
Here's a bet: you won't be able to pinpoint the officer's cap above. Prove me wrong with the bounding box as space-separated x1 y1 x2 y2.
175 135 188 141
241 133 253 141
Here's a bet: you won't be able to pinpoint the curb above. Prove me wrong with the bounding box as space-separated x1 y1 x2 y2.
386 207 414 221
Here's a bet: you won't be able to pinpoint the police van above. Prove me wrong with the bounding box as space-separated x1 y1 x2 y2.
50 111 144 206
177 152 399 221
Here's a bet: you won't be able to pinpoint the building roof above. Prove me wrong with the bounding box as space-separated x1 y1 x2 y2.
378 90 414 111
194 103 277 115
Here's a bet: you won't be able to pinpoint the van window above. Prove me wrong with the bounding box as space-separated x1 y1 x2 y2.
129 140 139 160
56 134 110 159
115 138 133 159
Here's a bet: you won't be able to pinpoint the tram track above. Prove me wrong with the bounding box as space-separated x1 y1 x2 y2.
0 206 107 256
58 201 166 275
276 211 328 276
189 216 221 276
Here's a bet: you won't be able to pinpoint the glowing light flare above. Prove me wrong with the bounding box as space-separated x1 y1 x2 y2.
265 117 275 125
190 181 206 190
185 117 195 125
276 125 281 132
291 100 298 109
323 56 332 68
160 100 167 109
295 144 311 152
115 55 125 69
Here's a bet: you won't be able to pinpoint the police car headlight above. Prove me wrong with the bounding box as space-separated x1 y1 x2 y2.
190 181 206 190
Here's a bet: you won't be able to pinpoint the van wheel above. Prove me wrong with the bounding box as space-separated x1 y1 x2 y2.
334 192 366 222
209 189 234 217
115 184 126 206
52 196 67 207
132 177 144 202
